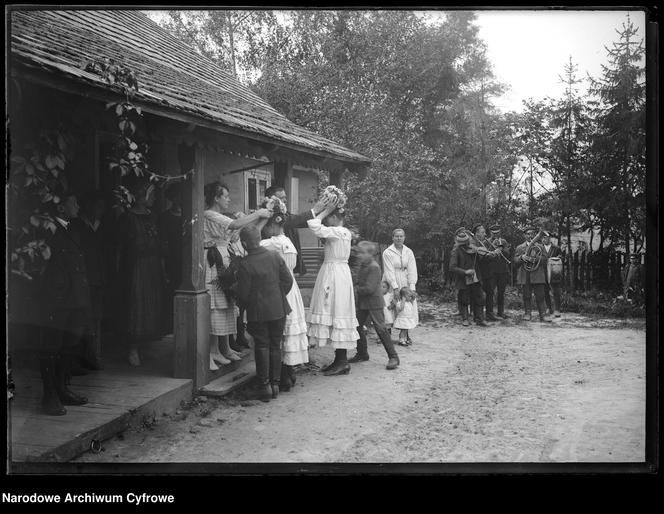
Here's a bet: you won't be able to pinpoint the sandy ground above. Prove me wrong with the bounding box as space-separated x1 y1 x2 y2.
74 300 645 463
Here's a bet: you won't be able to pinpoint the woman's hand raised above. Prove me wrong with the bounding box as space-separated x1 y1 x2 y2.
256 208 272 219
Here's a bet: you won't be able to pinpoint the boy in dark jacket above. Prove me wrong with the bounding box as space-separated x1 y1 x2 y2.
348 241 399 370
237 225 294 402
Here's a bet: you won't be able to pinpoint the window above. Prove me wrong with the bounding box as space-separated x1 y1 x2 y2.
243 169 271 210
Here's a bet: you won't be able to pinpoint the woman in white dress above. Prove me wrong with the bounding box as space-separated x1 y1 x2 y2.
258 214 309 391
382 228 419 344
306 203 359 376
203 182 271 371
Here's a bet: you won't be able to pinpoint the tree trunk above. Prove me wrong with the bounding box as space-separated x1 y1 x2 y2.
228 13 237 78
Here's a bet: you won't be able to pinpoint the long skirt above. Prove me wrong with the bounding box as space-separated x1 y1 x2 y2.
307 261 359 350
282 273 309 365
205 262 237 336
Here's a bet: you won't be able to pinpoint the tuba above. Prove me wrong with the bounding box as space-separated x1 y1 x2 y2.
523 229 546 272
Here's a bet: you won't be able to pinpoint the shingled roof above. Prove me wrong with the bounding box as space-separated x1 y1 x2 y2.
10 9 370 165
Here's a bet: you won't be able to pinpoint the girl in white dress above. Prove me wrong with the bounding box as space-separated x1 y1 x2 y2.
258 215 309 391
203 182 270 371
393 287 418 346
307 203 359 376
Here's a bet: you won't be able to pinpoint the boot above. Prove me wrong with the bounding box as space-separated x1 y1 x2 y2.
321 353 340 372
39 357 66 416
540 315 553 323
54 355 88 405
271 382 280 399
236 320 251 349
256 381 272 402
288 366 297 386
228 334 244 353
523 312 532 321
486 313 499 322
348 352 369 363
324 350 350 376
554 310 561 318
462 318 470 327
279 364 292 392
323 361 351 376
386 355 400 370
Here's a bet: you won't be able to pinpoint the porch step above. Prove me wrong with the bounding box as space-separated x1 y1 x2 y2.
199 360 256 398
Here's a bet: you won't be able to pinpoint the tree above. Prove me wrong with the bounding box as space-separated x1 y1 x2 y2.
586 14 646 254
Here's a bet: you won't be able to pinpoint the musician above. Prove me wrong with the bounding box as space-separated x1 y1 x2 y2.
622 253 644 304
473 224 498 322
541 232 563 317
513 226 552 322
489 225 511 319
449 228 488 327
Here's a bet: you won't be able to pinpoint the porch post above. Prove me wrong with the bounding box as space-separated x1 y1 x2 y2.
174 144 210 389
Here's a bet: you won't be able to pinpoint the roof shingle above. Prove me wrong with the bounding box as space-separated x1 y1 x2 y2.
10 9 370 164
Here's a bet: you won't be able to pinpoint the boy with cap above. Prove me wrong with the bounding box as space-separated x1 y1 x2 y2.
236 225 294 402
489 224 511 318
622 253 644 304
473 223 499 322
449 228 488 327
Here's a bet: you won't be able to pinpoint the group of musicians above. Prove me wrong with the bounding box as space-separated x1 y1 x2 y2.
449 223 563 326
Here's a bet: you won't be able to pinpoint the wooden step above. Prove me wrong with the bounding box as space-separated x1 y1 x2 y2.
199 360 256 398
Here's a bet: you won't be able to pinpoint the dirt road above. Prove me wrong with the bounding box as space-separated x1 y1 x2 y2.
75 301 645 463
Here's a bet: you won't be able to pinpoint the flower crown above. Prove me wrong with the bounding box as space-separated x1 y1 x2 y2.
261 195 288 225
320 185 348 213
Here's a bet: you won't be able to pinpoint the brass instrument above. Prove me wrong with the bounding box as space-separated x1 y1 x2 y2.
523 229 545 272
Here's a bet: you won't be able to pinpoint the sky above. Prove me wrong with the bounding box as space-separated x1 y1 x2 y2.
472 9 646 112
146 9 646 113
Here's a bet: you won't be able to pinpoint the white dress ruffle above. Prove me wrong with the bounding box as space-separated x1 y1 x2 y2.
306 219 359 350
260 235 309 365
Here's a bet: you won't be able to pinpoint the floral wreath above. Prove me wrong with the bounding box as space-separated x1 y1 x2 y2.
320 185 348 213
261 195 288 224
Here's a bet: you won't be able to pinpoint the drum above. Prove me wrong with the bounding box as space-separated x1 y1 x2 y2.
547 257 563 284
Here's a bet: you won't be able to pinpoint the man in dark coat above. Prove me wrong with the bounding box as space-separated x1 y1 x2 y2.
39 193 91 415
622 253 644 304
489 224 512 318
348 241 399 370
514 226 551 322
265 185 328 276
237 225 293 402
541 232 563 317
473 223 499 321
449 228 488 327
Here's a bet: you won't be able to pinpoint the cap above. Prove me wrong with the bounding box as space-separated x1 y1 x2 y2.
455 227 467 236
523 226 537 233
489 224 501 233
472 223 484 233
455 231 470 244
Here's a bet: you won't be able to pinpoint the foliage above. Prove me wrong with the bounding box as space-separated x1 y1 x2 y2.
8 126 73 279
152 10 645 257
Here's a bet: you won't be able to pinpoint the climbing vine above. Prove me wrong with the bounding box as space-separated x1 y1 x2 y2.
83 58 192 209
8 126 74 280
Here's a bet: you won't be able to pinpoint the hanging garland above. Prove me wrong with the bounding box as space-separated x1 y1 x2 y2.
82 58 193 209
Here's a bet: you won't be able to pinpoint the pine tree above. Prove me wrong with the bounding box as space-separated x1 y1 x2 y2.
586 14 646 254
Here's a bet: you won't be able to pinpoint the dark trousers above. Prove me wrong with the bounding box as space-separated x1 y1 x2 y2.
40 309 88 358
522 281 547 318
481 276 496 315
356 308 397 359
544 282 562 313
494 273 509 316
459 283 485 321
247 318 285 385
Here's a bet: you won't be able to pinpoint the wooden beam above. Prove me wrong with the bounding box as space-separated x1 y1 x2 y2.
173 145 209 389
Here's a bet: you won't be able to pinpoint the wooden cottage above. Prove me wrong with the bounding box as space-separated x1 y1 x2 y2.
7 9 369 463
